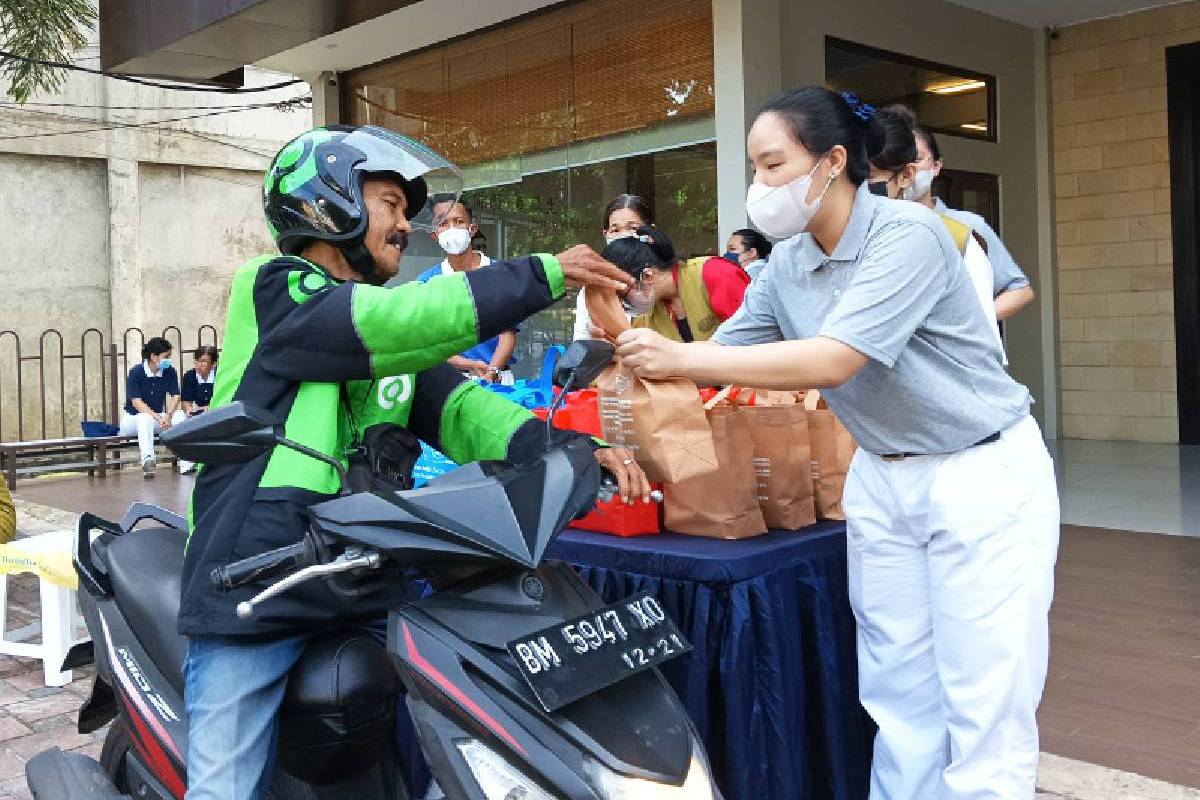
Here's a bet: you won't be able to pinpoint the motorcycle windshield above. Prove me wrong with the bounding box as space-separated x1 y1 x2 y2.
308 440 600 570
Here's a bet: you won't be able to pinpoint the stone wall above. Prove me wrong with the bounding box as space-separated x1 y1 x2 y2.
0 24 310 440
1051 2 1200 442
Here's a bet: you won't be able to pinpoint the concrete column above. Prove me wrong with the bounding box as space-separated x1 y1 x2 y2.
102 76 145 342
1031 27 1059 439
309 71 341 126
712 0 782 246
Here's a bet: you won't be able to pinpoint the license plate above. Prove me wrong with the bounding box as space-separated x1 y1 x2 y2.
506 593 692 712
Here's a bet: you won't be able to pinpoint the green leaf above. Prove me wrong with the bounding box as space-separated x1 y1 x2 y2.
0 0 97 103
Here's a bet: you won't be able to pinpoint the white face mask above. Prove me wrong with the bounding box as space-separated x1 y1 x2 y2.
437 227 472 256
903 168 935 201
604 230 639 245
620 273 657 316
746 156 835 239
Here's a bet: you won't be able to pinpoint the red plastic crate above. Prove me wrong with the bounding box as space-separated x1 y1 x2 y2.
536 391 661 536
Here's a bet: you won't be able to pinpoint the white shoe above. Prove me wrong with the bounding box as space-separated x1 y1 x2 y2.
179 462 196 474
142 457 156 478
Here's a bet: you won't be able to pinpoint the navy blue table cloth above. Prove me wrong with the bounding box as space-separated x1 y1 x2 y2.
547 524 873 800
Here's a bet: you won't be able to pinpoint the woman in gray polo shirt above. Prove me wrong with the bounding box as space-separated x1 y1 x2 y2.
616 87 1059 800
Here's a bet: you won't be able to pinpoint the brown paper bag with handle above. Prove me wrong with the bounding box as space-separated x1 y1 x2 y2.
740 402 817 529
804 390 857 521
596 360 719 483
663 405 766 539
587 286 719 483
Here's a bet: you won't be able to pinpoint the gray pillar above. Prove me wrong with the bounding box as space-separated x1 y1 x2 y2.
103 75 144 342
713 0 783 248
310 72 341 126
1031 28 1059 439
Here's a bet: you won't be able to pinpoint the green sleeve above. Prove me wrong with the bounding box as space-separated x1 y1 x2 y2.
435 382 535 465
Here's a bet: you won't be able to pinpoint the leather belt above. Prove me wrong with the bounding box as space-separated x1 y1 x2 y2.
879 431 1002 462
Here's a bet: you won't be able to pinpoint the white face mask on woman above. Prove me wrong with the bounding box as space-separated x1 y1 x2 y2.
902 168 935 201
437 227 472 256
745 155 836 239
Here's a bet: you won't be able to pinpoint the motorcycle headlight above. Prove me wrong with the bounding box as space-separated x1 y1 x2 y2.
583 738 718 800
456 740 556 800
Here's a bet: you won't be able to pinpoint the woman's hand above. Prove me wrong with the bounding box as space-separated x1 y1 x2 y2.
586 322 615 344
593 446 651 505
615 328 684 380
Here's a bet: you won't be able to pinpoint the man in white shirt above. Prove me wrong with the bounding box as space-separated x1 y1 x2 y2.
417 199 516 383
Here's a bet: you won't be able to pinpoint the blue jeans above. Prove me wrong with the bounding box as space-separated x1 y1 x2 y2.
183 622 395 800
183 634 309 800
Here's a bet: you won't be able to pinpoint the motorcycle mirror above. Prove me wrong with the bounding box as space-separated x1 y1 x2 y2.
161 401 282 465
553 340 615 389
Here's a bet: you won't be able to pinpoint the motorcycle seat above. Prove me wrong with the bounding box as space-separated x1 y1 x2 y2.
105 527 189 692
277 629 398 785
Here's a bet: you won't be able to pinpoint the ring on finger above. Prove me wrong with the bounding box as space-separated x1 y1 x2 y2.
622 458 634 465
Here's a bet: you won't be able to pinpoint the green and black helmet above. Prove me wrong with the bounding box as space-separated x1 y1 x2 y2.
262 125 463 275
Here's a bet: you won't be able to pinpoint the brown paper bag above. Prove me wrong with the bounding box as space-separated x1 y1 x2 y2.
597 359 719 484
740 403 817 529
584 285 631 339
663 406 766 539
804 390 857 520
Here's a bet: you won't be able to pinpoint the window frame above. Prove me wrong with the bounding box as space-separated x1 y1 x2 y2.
825 36 998 143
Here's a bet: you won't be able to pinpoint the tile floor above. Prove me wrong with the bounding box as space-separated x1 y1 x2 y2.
1050 439 1200 537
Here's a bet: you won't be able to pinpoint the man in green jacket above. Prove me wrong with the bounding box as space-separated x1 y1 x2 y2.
181 125 644 799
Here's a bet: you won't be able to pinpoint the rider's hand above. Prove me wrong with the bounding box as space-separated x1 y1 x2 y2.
556 245 634 292
615 328 684 380
593 447 651 505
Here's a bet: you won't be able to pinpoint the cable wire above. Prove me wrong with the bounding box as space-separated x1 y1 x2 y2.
0 97 310 141
0 50 304 93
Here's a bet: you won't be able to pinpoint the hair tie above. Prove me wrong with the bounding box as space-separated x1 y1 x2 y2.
841 91 877 122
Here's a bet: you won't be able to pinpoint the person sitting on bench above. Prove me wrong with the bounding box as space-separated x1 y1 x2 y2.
119 337 185 478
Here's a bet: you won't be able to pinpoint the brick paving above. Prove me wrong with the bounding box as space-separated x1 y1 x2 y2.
1 500 108 799
2 477 1196 800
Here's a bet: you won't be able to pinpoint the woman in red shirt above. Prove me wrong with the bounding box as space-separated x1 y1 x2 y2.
602 225 749 342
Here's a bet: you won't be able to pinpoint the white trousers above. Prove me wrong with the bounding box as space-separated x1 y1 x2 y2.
119 410 187 464
843 415 1060 800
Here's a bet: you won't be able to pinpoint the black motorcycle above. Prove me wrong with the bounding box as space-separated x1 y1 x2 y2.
26 340 721 800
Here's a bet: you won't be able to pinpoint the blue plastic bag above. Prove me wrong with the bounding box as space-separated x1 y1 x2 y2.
473 345 566 410
411 441 458 488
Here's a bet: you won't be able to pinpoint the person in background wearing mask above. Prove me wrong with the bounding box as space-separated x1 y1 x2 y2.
603 224 749 342
177 345 219 474
906 120 1035 321
616 87 1059 799
724 228 773 279
119 336 186 478
867 106 1006 360
418 198 517 383
572 194 655 341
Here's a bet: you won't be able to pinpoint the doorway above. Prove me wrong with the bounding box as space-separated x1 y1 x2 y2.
1167 41 1200 444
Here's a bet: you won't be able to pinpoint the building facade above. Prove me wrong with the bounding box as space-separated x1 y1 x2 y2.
97 0 1200 445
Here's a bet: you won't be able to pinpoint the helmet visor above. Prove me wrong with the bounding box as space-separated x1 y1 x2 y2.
341 126 464 232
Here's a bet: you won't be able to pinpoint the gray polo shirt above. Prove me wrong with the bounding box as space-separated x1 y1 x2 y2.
934 198 1030 295
714 183 1030 455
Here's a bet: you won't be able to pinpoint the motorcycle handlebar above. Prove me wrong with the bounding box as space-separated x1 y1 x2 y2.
212 540 313 592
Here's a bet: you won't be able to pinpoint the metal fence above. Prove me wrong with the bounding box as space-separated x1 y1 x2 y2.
0 326 219 443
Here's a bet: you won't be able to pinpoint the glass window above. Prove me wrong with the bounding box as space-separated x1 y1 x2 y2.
343 0 718 379
825 37 996 141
